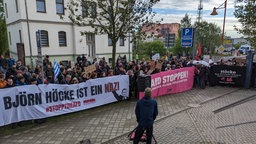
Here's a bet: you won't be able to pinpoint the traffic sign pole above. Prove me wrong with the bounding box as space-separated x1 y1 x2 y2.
192 28 197 59
36 30 44 84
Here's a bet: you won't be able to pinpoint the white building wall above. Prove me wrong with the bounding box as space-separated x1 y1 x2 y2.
5 0 132 66
7 23 23 58
74 26 93 55
4 0 21 24
20 0 71 22
95 35 131 61
29 23 74 55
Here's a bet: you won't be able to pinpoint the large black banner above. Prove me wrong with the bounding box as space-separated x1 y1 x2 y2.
209 65 246 87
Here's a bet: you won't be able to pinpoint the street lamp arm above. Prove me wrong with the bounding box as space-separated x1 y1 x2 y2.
215 0 227 9
210 0 227 45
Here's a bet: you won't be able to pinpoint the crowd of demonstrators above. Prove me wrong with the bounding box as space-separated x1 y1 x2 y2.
217 57 247 66
0 53 250 94
0 53 207 93
0 52 252 129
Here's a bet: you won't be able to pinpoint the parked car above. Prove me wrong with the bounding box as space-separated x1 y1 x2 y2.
238 45 254 54
223 47 235 52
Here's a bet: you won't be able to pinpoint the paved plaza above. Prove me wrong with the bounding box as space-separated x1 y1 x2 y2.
0 86 255 144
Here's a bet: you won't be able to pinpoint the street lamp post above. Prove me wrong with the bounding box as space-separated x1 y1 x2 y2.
210 0 227 45
25 0 33 69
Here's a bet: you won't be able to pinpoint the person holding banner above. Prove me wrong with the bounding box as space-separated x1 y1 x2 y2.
64 74 72 85
4 75 14 88
134 87 158 144
127 70 135 100
0 73 7 88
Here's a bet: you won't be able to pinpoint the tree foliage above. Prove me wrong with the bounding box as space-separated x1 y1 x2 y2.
0 0 8 55
137 40 166 60
171 30 183 55
234 0 256 48
180 13 192 29
175 14 222 56
171 13 192 56
67 0 160 68
194 21 221 54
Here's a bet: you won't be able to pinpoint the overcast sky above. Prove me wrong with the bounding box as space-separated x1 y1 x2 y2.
152 0 243 38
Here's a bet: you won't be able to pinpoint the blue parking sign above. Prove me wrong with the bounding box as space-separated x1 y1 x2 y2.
181 28 193 47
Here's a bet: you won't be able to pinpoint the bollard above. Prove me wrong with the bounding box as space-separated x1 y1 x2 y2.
244 50 254 88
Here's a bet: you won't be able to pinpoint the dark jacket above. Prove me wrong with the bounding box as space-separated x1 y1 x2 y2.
135 96 158 127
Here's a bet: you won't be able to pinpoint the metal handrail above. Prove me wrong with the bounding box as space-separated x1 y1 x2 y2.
213 94 256 114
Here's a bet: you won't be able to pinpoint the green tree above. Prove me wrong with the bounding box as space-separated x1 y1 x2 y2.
172 30 182 55
67 0 160 68
137 41 165 60
180 13 192 28
171 14 192 56
233 43 242 49
0 0 8 55
194 21 221 54
234 0 256 48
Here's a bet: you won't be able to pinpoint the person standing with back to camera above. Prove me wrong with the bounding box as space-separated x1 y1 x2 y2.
134 87 158 144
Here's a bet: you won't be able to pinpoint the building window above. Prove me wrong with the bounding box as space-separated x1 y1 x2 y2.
36 0 46 13
81 1 96 17
58 31 66 46
19 30 22 43
40 30 49 47
86 33 95 41
81 0 87 17
108 35 112 46
89 2 97 17
8 32 11 45
56 0 64 14
15 0 19 13
5 3 8 18
119 36 125 46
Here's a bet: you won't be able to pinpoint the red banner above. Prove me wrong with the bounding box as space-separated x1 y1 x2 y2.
139 67 195 99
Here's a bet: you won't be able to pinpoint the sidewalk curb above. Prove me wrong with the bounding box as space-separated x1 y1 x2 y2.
102 88 240 143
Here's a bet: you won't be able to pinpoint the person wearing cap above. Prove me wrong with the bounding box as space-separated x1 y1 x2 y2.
134 87 158 144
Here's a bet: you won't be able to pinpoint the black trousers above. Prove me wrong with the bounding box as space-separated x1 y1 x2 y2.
133 125 153 144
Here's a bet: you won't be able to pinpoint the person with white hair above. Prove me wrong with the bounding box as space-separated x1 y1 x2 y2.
134 87 158 144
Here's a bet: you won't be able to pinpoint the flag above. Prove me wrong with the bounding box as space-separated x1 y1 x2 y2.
196 42 202 60
197 42 202 56
54 60 60 82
